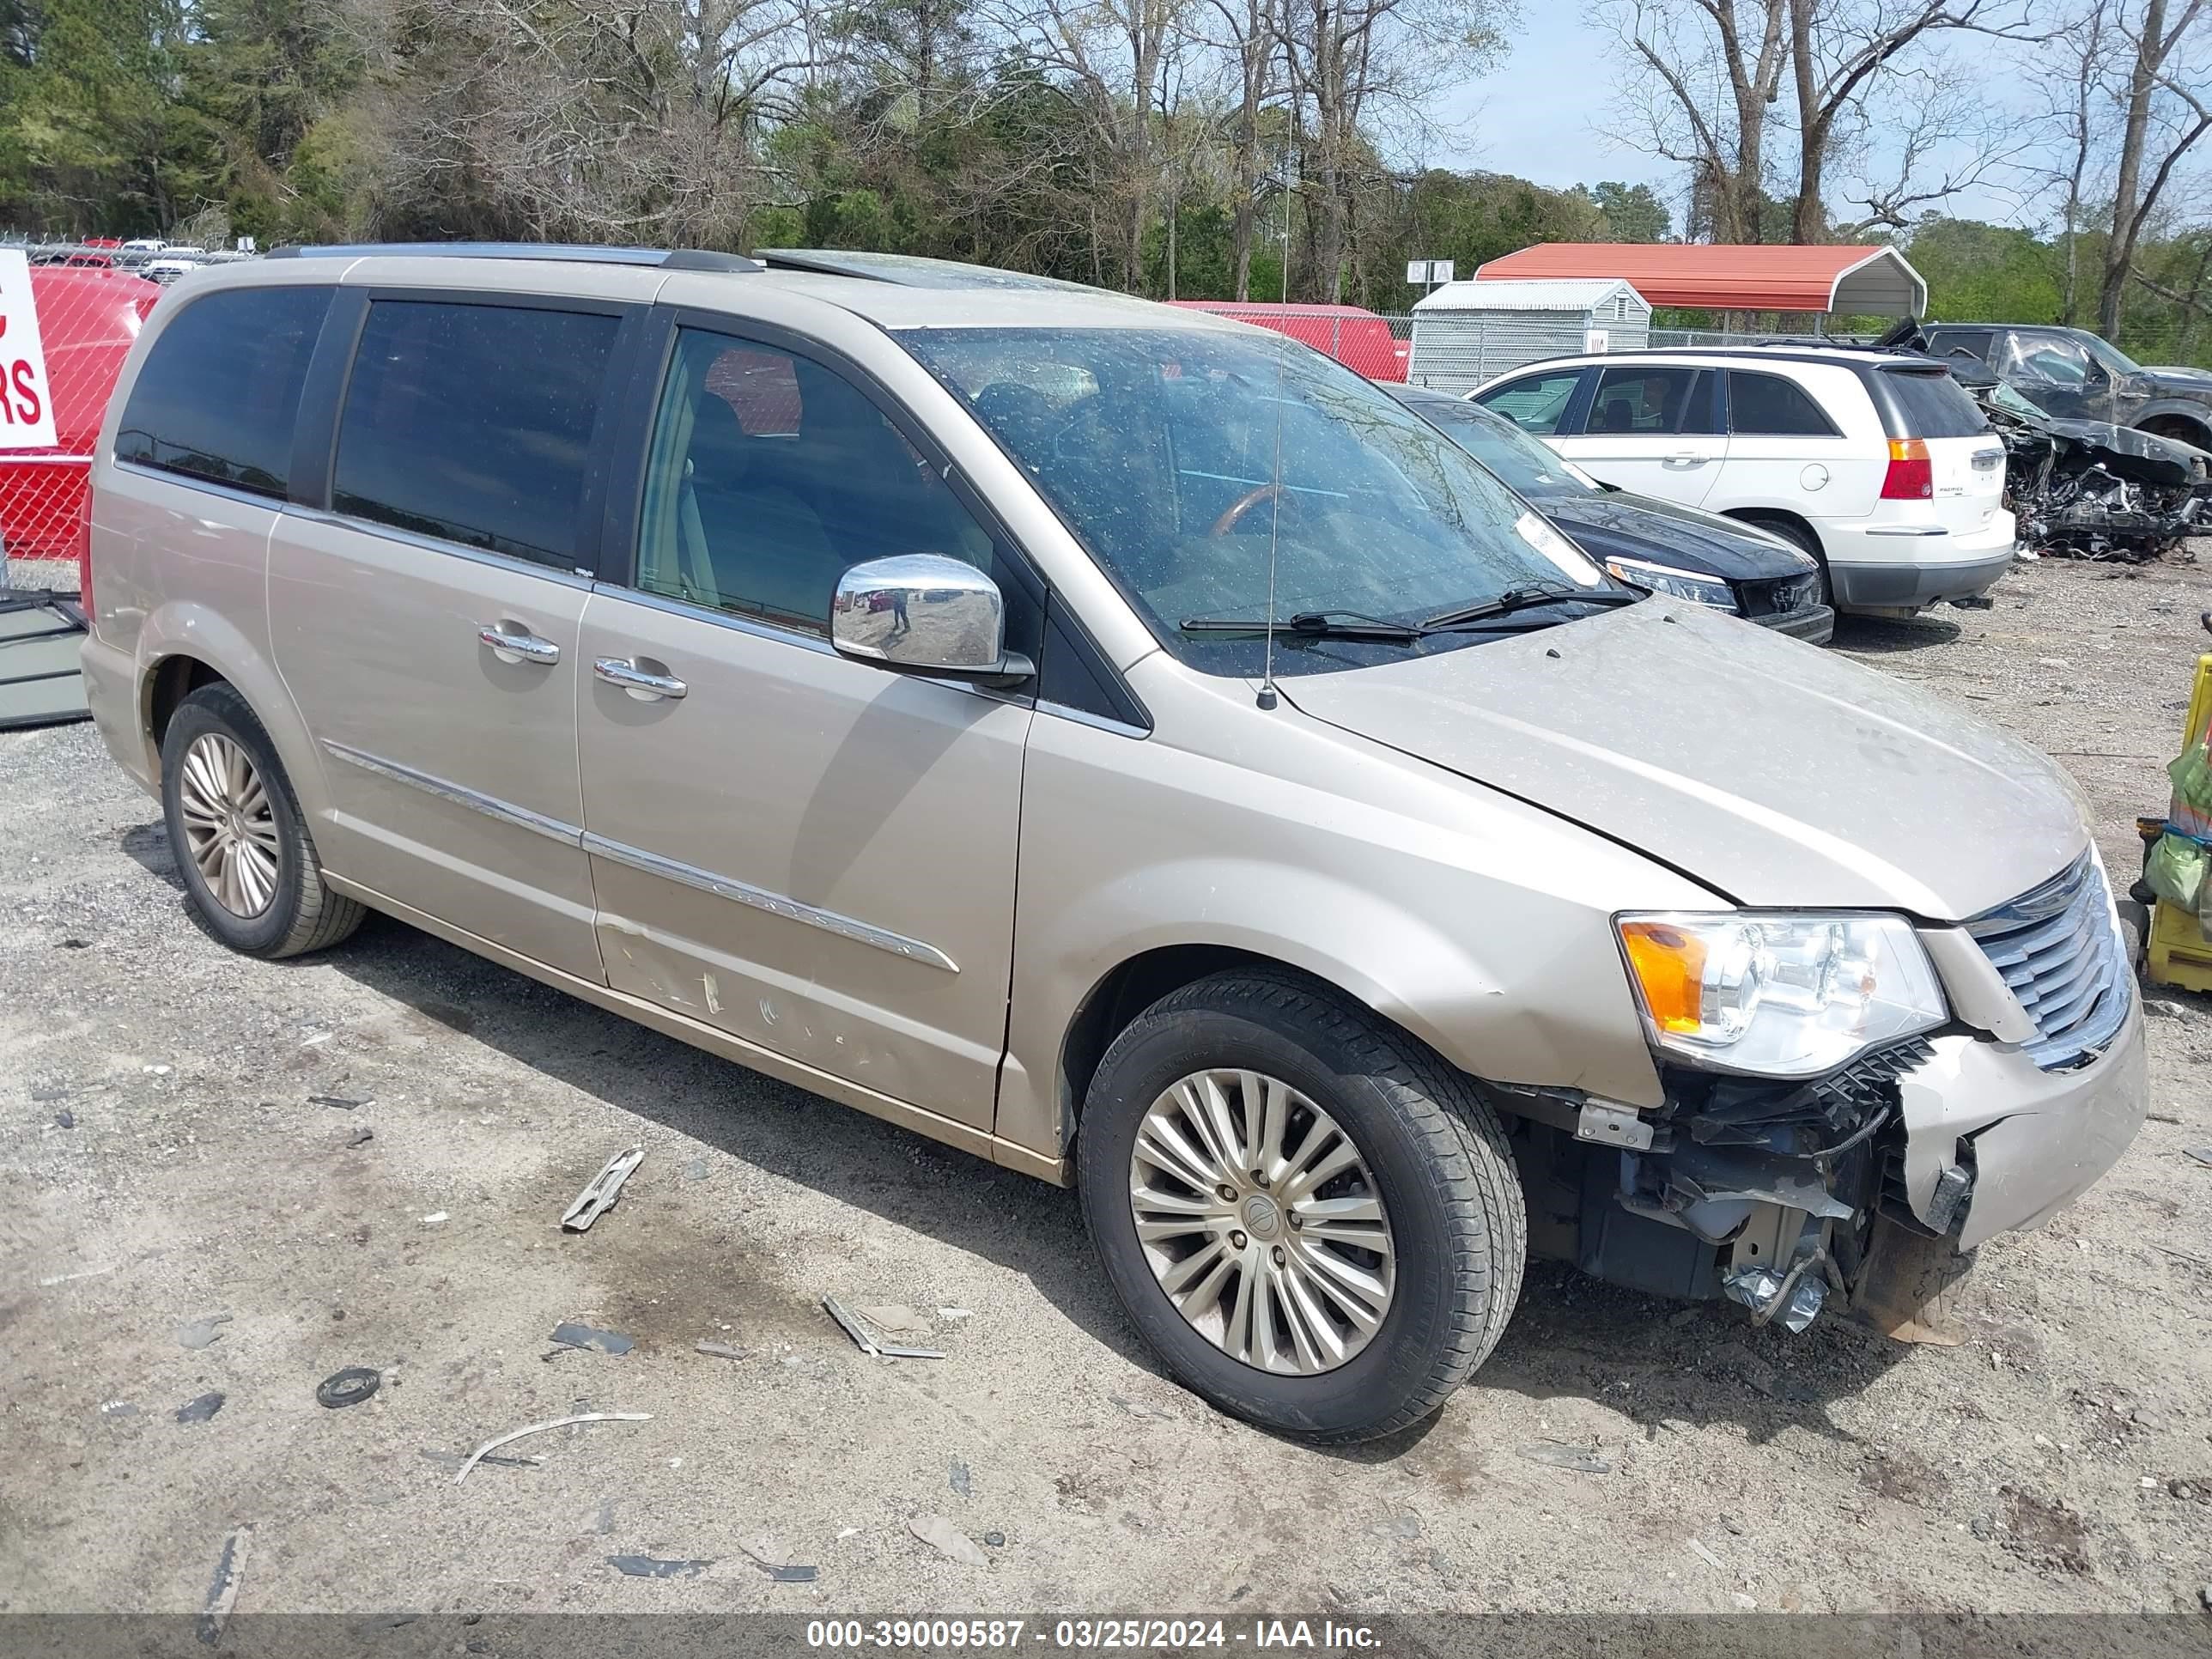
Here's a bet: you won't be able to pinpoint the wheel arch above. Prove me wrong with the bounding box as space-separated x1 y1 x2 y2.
1720 506 1826 561
2136 408 2212 449
1058 946 1388 1148
133 602 331 826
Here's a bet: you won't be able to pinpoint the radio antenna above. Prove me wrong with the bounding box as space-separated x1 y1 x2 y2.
1256 343 1285 711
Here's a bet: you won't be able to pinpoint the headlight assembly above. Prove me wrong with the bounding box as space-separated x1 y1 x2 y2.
1602 556 1738 611
1614 912 1947 1077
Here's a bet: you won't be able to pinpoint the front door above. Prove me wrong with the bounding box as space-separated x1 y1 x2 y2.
268 294 632 982
1553 364 1728 506
573 319 1037 1130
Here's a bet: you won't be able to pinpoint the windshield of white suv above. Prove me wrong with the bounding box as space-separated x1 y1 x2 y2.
899 327 1623 675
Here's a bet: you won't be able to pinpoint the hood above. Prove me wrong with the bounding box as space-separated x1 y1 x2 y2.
1282 600 2087 921
1545 493 1815 583
2139 365 2212 398
2011 411 2208 489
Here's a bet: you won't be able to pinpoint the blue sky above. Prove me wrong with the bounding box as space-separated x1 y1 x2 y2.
1424 9 2037 232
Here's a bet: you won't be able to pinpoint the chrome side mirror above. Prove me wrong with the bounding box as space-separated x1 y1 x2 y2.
830 555 1033 686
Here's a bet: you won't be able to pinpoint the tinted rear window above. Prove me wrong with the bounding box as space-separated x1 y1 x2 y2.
1876 367 1989 439
333 301 621 568
114 285 332 497
1728 371 1839 436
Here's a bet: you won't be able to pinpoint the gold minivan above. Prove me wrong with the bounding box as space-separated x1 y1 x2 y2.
82 246 2146 1441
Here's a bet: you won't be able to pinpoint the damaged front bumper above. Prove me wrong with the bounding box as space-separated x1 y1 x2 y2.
1539 917 2147 1332
1893 1001 2148 1249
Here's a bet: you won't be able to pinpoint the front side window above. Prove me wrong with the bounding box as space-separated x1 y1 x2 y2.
1728 372 1839 437
114 285 332 497
900 326 1620 678
2004 332 2094 387
634 326 1004 639
1474 369 1585 434
1586 366 1707 436
332 301 621 569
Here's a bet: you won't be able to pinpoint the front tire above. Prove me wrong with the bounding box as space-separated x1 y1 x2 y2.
160 683 364 958
1077 970 1527 1443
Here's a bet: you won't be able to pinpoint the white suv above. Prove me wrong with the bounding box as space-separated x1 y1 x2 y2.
1470 346 2014 617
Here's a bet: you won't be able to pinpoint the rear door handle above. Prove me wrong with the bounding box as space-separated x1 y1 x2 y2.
593 657 687 701
478 623 561 665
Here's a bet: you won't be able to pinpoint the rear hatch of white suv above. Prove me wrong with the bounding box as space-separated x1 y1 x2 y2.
1869 360 2006 535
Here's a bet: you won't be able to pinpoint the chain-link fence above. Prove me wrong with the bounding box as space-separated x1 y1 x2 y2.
2 264 162 592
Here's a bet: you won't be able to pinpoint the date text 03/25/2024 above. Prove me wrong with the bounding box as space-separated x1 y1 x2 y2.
806 1620 1382 1650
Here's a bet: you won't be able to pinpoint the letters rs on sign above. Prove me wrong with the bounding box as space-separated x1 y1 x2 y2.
0 250 59 450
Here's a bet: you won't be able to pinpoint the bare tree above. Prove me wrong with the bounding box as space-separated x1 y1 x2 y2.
2034 0 2116 321
1275 0 1507 298
350 0 819 245
1596 0 1789 244
1784 0 2041 242
1201 0 1279 298
2100 0 2210 335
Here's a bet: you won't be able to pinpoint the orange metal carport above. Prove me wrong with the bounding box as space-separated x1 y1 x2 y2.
1474 243 1927 317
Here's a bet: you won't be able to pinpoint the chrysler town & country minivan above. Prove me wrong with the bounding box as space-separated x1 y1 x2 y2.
80 246 2146 1442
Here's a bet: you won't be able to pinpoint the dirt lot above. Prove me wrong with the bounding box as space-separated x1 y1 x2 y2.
5 554 2212 1619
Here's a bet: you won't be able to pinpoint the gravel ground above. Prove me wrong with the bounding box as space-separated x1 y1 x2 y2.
4 552 2212 1618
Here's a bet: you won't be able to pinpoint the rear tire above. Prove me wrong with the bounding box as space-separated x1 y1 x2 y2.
1076 969 1527 1443
160 683 364 958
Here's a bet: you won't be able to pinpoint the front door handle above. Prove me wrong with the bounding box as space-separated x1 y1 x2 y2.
478 623 562 665
1665 449 1709 463
593 657 688 701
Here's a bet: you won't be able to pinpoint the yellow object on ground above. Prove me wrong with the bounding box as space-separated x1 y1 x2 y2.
2148 651 2212 992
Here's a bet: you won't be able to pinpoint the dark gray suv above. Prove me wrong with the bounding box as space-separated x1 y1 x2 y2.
1896 321 2212 450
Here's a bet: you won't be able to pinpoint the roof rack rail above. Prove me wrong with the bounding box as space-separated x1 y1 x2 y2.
265 242 763 272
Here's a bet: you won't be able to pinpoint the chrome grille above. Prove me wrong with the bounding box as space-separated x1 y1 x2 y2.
1965 850 2134 1071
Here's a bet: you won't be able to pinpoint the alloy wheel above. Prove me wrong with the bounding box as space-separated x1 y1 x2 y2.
1128 1068 1396 1375
177 732 280 919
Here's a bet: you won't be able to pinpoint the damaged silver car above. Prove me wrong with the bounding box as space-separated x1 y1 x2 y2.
82 247 2148 1443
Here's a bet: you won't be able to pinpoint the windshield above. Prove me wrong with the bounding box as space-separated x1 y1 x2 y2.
2081 334 2142 378
1394 395 1600 499
897 326 1617 676
1986 381 2050 420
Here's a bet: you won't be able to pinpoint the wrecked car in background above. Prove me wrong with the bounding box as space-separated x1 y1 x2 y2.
1888 320 2212 453
1957 362 2211 560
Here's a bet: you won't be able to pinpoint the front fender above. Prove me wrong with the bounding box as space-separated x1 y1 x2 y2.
994 690 1721 1161
2130 399 2212 443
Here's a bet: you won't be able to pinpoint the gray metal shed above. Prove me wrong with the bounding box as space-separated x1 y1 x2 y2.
1407 278 1650 391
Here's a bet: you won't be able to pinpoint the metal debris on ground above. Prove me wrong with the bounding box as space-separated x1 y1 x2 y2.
857 1304 930 1336
175 1391 226 1425
196 1524 252 1647
420 1212 447 1225
54 1108 74 1129
314 1367 381 1409
984 1531 1005 1547
176 1314 232 1350
307 1095 369 1110
562 1146 644 1232
2185 1147 2212 1169
1688 1537 1726 1571
342 1127 373 1150
421 1447 543 1471
823 1296 945 1359
738 1538 819 1583
693 1340 745 1360
1516 1443 1611 1474
550 1322 635 1356
907 1514 989 1566
453 1412 651 1484
607 1555 712 1579
949 1458 972 1497
0 589 90 730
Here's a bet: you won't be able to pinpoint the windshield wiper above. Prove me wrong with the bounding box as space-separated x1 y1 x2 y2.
1180 608 1428 642
1420 583 1640 630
